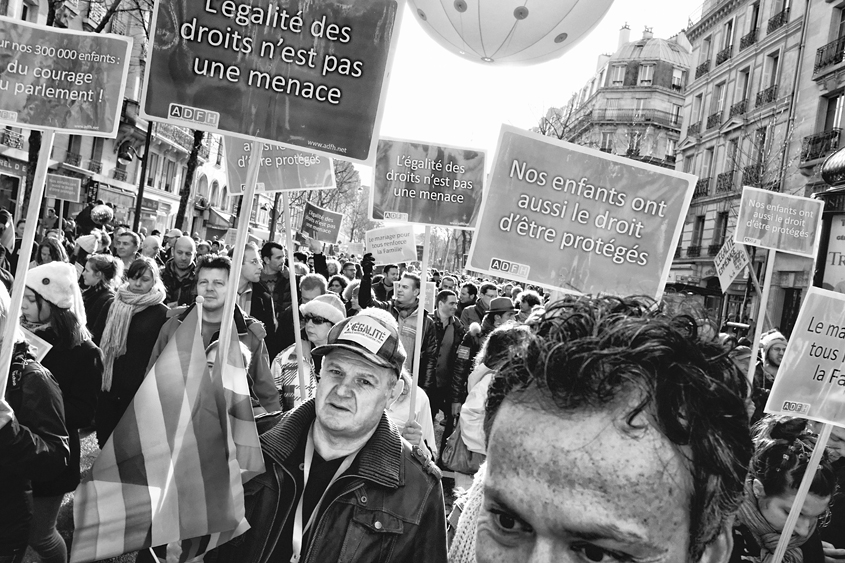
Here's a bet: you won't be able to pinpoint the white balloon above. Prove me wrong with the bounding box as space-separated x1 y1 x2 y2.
407 0 616 65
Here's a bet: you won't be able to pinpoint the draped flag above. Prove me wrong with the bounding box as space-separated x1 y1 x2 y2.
70 307 250 563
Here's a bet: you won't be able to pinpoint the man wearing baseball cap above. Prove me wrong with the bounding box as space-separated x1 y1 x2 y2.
208 307 447 563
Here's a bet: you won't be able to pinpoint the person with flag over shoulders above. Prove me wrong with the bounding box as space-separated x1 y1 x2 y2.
206 307 448 563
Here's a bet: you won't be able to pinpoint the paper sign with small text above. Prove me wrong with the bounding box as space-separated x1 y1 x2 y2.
734 186 824 258
0 18 132 135
301 202 342 244
467 126 694 297
45 174 82 203
224 137 335 194
141 0 402 164
371 138 485 228
365 224 416 264
714 237 749 293
765 287 845 426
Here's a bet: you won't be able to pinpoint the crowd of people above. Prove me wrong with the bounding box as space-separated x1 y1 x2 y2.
0 205 844 563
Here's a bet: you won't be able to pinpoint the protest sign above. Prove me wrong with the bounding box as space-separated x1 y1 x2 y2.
823 214 845 294
224 228 238 246
467 126 694 297
224 137 335 194
0 18 131 135
714 237 749 293
734 186 824 258
765 287 845 425
423 281 436 313
301 202 342 244
141 0 402 164
372 138 485 228
45 174 81 203
365 224 416 264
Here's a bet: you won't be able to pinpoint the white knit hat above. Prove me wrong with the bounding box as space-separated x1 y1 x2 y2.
26 262 87 325
299 293 345 325
76 234 98 254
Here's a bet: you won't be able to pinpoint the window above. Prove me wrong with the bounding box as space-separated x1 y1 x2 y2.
67 135 82 155
702 148 714 178
90 138 103 162
600 131 613 152
713 82 726 113
838 8 845 40
684 155 694 172
722 20 734 50
755 126 769 165
701 36 712 64
772 0 790 15
215 137 223 166
671 104 682 125
606 98 619 118
666 138 676 160
763 51 780 88
726 138 739 168
692 215 706 246
638 64 654 86
749 2 760 31
824 93 844 131
713 212 729 247
672 68 685 91
147 153 159 187
589 79 597 97
634 98 646 118
598 68 606 88
736 68 751 100
611 64 626 86
692 94 704 123
627 130 642 156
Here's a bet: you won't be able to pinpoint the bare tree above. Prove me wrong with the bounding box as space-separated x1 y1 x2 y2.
174 130 204 231
533 95 578 140
343 185 381 242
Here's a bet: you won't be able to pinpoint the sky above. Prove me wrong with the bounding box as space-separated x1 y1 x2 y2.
355 0 699 185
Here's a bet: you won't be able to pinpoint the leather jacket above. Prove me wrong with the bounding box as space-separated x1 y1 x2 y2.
207 401 448 563
433 314 467 389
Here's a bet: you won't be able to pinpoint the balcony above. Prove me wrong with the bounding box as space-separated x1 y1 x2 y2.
590 108 683 129
112 168 127 182
800 129 841 163
716 46 732 66
0 129 24 149
740 28 758 51
814 36 845 74
730 99 748 118
706 111 722 129
768 8 789 34
686 245 701 258
716 170 735 192
755 84 778 108
88 160 102 174
694 177 711 198
708 244 721 256
687 122 701 137
743 164 762 187
695 60 710 79
154 122 195 153
65 151 81 166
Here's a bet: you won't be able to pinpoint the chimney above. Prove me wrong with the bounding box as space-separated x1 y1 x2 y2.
642 26 654 40
596 53 610 72
618 23 631 50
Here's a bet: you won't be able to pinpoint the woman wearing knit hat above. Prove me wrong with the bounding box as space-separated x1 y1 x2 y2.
22 261 104 563
270 292 346 411
92 257 168 447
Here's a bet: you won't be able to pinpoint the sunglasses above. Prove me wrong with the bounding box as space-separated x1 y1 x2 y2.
303 315 332 325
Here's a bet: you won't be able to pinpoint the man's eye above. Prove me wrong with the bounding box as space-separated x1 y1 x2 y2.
490 509 531 535
572 543 632 563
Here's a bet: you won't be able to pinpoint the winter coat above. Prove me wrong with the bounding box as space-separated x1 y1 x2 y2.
160 259 197 306
0 343 68 554
451 320 494 405
92 302 169 447
205 401 447 563
432 314 467 390
31 329 103 496
250 268 298 361
459 301 487 328
148 304 280 412
82 284 114 334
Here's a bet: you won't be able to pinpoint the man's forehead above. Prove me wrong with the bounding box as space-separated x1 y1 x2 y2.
198 268 229 282
324 349 393 380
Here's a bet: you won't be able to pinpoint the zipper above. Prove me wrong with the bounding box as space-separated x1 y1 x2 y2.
301 476 366 563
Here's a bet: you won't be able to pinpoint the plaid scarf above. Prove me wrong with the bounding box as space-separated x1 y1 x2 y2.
736 479 813 563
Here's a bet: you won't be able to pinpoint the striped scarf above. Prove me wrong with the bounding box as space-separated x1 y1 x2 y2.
736 479 813 563
100 284 165 391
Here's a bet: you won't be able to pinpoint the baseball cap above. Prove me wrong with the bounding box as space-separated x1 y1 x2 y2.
311 308 406 376
165 228 183 238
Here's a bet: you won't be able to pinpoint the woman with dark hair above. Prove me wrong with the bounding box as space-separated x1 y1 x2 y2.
93 257 168 447
21 262 103 563
30 237 68 267
81 254 123 333
730 416 837 563
327 273 348 295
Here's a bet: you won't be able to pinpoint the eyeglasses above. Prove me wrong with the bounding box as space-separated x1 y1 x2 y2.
304 315 332 325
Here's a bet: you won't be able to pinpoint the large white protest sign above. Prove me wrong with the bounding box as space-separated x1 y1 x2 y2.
734 187 824 258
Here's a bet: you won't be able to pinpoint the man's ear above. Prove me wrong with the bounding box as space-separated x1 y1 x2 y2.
389 375 405 403
696 516 734 563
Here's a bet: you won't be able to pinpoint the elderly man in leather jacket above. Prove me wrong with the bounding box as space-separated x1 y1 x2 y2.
207 308 447 563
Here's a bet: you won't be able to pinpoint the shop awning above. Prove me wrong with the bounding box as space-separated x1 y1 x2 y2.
207 206 233 228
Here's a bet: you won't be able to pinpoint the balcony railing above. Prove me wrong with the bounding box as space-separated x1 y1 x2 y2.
687 245 701 258
815 36 845 73
0 129 24 149
671 79 684 93
740 28 758 50
88 160 102 174
730 98 748 118
65 151 81 166
756 84 778 107
708 244 722 256
707 111 722 129
800 128 841 163
590 108 683 129
694 177 711 198
716 45 732 65
687 122 701 137
113 168 127 182
695 60 710 79
716 170 735 192
154 123 195 153
768 8 789 34
743 164 762 187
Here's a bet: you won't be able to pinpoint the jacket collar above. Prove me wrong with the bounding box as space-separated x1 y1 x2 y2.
261 400 404 489
177 303 250 335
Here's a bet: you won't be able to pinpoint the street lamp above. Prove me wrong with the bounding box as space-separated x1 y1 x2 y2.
117 142 139 165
